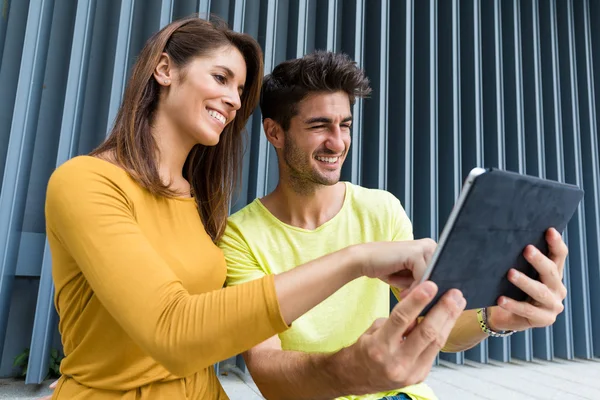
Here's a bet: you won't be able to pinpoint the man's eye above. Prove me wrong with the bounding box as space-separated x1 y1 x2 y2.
341 124 351 129
213 75 226 84
310 125 326 129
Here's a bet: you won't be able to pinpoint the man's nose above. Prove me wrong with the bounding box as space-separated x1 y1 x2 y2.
326 127 346 153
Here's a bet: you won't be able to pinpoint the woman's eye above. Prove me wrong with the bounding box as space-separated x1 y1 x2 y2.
214 75 226 84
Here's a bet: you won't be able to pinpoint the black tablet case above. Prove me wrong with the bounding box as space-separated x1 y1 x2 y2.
420 169 584 316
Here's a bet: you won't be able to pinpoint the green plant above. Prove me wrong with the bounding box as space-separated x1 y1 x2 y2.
12 347 64 379
12 347 29 377
48 348 63 378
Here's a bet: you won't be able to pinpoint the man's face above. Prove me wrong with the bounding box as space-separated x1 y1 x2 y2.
282 91 352 188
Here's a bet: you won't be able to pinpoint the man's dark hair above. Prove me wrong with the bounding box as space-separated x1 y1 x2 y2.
260 51 372 131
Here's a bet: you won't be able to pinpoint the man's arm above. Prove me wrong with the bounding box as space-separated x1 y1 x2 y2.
243 335 351 400
387 198 568 353
442 228 569 352
243 282 465 400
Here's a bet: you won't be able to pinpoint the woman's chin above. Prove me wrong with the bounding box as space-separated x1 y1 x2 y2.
196 131 221 147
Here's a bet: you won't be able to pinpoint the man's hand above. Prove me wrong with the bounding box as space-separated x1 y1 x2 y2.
340 281 465 395
488 227 568 332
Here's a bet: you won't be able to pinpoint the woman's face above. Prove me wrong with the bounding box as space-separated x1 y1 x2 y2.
160 45 247 147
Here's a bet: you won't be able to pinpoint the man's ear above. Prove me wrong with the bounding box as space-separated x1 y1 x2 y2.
263 118 285 149
154 52 174 87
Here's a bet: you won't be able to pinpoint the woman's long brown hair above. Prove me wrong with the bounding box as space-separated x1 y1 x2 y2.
91 16 263 242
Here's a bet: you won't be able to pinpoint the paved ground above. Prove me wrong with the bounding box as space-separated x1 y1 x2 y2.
1 357 599 399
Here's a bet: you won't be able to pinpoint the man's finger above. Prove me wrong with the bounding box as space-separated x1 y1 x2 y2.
498 296 560 327
418 238 437 264
523 245 563 292
402 289 465 360
365 318 387 335
506 268 562 307
376 281 438 346
546 228 568 277
417 295 464 369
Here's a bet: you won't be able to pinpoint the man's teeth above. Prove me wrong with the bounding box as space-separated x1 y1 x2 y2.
316 156 339 163
208 109 226 124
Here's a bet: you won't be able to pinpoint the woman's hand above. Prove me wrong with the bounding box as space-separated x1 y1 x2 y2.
354 239 437 289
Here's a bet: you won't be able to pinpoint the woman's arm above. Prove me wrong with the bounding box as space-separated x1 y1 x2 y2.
46 163 433 377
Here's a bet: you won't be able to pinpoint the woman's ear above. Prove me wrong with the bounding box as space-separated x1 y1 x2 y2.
154 53 173 87
263 118 284 149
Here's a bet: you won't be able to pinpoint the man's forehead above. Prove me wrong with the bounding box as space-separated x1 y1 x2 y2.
296 91 351 118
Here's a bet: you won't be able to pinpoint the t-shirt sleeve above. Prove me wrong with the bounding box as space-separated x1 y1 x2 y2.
45 163 288 377
219 221 268 287
390 196 414 241
389 195 414 301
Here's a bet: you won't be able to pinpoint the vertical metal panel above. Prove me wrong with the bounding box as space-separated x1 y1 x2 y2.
105 0 135 136
249 0 273 199
25 0 97 383
438 0 465 366
247 0 288 199
0 0 9 58
197 0 211 16
583 0 600 359
160 0 174 27
403 0 414 220
556 0 594 359
527 0 554 361
463 0 488 364
429 0 438 241
412 0 431 239
540 0 575 360
344 0 364 185
0 0 55 360
0 0 30 186
172 0 200 20
77 0 120 154
573 0 600 358
480 0 510 363
361 0 388 191
505 0 534 362
378 1 389 190
326 0 340 52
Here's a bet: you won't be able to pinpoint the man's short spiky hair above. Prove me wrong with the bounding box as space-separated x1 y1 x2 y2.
260 51 372 131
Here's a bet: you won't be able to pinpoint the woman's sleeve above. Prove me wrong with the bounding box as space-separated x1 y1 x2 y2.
45 164 289 377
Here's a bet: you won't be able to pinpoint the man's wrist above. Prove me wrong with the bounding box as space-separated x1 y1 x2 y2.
486 306 500 332
320 345 362 396
477 307 515 338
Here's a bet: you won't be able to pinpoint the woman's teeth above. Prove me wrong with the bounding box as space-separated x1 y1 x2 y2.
208 109 226 124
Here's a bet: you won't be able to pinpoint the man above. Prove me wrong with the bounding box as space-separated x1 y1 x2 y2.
219 51 568 400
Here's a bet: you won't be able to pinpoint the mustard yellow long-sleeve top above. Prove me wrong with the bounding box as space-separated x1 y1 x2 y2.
45 156 288 399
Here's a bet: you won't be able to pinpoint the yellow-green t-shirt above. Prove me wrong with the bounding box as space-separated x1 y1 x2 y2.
220 182 437 400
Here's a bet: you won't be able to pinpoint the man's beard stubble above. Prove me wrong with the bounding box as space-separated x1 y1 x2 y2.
282 135 341 195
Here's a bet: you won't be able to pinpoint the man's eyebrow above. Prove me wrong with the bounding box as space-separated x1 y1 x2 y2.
304 116 353 124
216 65 245 92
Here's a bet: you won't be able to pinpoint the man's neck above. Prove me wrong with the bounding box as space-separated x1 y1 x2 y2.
260 181 346 231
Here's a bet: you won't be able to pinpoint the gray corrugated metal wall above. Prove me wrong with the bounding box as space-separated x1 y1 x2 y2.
0 0 598 384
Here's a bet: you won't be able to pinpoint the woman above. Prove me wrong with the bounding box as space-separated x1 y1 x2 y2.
45 16 434 399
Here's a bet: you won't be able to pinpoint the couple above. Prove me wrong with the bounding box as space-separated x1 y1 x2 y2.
44 16 568 399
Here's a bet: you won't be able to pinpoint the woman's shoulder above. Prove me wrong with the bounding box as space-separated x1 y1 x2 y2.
48 155 138 197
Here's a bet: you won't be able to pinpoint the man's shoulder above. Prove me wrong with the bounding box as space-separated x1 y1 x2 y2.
222 199 275 244
227 199 269 227
345 182 403 210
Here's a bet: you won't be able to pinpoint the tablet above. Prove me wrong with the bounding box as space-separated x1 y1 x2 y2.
418 167 584 316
